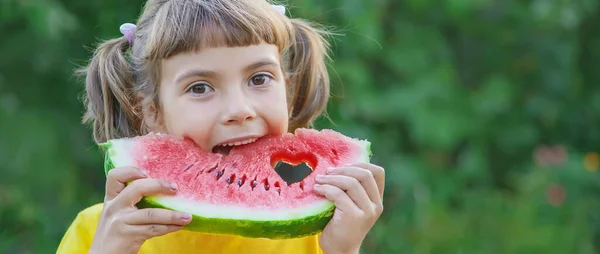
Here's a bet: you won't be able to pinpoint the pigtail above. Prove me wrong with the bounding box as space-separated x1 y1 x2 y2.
80 37 141 143
286 19 332 131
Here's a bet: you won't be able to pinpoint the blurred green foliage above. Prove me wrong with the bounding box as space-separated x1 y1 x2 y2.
2 0 600 253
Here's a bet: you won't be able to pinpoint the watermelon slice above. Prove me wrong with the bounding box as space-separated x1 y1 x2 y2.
100 128 371 239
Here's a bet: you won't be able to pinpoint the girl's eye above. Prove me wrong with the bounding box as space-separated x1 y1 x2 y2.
187 83 214 95
249 74 272 86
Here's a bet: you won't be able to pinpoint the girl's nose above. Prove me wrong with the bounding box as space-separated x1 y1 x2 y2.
220 90 256 125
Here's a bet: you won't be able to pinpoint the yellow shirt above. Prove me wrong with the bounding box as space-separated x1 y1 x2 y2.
57 203 324 254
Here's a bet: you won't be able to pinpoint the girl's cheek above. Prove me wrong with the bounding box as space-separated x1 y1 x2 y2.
179 128 212 151
182 115 215 149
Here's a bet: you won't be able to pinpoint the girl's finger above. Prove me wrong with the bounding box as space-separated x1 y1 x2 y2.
315 175 373 212
327 166 382 205
352 162 385 198
114 178 178 208
105 166 148 201
313 184 361 215
128 224 185 239
125 208 192 226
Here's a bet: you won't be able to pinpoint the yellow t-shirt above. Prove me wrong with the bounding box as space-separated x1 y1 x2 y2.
57 203 324 254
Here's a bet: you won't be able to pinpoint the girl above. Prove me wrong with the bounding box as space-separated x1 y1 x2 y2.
57 0 385 253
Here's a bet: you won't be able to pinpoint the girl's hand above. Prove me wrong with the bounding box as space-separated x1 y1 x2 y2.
89 166 192 254
313 162 385 254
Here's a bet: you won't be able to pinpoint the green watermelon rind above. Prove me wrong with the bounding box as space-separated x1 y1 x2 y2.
98 130 371 239
137 197 335 239
99 142 114 175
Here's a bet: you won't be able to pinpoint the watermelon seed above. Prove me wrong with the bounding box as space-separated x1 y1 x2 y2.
263 179 270 191
251 180 258 189
331 148 338 157
184 161 197 171
299 182 304 190
216 170 224 180
226 174 235 185
275 182 281 195
238 175 247 187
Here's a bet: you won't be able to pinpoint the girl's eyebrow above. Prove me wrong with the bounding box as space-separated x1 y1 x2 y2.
175 69 217 84
174 58 280 84
243 58 280 72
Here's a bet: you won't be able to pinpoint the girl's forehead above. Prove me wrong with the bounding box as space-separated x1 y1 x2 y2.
160 43 282 82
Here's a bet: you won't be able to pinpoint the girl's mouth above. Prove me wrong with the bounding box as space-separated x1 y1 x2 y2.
211 137 259 155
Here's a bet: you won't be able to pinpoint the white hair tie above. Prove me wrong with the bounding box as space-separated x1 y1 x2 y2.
272 5 286 16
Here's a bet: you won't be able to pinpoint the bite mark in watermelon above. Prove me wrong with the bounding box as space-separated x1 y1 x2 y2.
100 128 371 239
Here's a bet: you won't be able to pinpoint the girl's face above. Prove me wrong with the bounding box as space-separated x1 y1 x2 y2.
154 43 289 153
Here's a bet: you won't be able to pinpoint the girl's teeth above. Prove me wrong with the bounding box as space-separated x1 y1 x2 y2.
221 138 257 147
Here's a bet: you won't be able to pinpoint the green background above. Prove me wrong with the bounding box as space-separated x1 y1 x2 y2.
2 0 600 253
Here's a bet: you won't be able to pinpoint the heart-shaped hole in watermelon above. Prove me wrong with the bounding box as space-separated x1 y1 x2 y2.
270 152 318 185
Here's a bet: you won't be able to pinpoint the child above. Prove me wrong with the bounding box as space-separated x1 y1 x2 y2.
57 0 385 253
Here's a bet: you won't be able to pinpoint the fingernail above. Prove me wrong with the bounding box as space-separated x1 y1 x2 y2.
170 182 178 191
316 175 325 181
140 170 148 177
181 213 191 220
327 167 335 173
313 184 321 189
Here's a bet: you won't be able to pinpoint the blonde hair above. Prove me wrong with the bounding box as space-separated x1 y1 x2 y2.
80 0 331 143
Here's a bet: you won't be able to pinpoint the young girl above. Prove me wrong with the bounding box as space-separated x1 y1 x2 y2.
57 0 385 253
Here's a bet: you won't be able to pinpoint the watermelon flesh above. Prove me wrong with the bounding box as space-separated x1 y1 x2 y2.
101 128 371 239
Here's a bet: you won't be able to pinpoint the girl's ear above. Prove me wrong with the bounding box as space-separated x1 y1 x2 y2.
141 101 165 134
